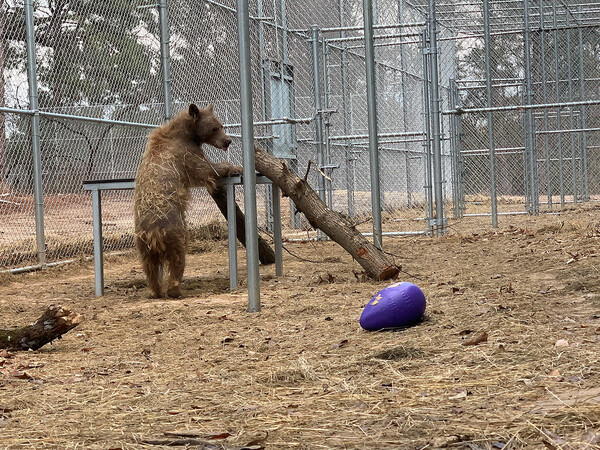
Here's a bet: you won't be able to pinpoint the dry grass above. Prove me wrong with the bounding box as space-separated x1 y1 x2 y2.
0 205 600 449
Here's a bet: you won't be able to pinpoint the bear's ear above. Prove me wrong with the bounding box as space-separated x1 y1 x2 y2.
205 104 214 114
189 104 201 118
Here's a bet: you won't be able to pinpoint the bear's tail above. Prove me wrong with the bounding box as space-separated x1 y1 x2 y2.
135 228 168 255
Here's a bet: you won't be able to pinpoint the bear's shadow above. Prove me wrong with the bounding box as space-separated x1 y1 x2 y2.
112 275 230 297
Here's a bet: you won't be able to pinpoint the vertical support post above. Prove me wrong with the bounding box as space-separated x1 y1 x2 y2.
322 39 333 209
91 188 104 296
398 0 412 209
24 0 46 268
578 16 589 201
427 0 445 236
158 0 173 121
339 0 355 218
422 29 434 232
553 0 565 207
565 12 578 202
311 26 326 205
236 0 260 312
363 0 383 248
271 184 283 276
226 183 238 290
448 78 464 221
523 0 538 214
539 0 552 208
483 0 498 227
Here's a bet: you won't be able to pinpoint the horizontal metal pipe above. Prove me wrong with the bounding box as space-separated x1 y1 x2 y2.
326 31 421 43
444 99 600 115
536 126 600 135
329 131 423 140
223 117 313 128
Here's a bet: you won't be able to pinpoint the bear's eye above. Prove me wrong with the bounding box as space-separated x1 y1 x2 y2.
212 127 218 132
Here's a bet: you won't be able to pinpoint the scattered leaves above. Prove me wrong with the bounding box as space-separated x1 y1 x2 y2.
462 331 488 346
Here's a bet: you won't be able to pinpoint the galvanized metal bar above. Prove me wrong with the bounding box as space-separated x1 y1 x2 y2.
236 0 261 312
318 21 426 33
483 0 498 226
539 0 552 208
322 39 333 209
363 0 383 248
553 0 565 207
398 0 412 209
578 16 590 201
227 182 238 290
565 12 578 202
427 0 445 236
422 29 435 230
158 0 173 121
524 0 539 214
311 26 327 206
91 188 104 296
443 99 600 115
24 0 46 268
339 0 355 218
271 185 283 276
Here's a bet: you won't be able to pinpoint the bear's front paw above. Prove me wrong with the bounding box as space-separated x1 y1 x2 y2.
227 165 243 176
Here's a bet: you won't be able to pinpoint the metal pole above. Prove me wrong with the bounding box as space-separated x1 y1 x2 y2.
565 12 578 202
236 0 260 312
339 0 355 218
311 26 326 205
523 0 538 215
422 29 434 231
24 0 46 268
483 0 498 227
578 14 589 201
363 0 383 248
553 0 565 207
427 0 445 236
322 39 333 209
398 0 412 209
540 0 552 208
158 0 173 121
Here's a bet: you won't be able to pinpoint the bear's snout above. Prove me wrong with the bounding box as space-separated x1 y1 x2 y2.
222 138 232 149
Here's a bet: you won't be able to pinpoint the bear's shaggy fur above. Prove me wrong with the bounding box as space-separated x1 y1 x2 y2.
134 104 242 298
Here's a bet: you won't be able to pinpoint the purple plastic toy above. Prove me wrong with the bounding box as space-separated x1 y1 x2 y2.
359 282 426 331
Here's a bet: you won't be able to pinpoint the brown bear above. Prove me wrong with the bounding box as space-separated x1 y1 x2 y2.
134 104 242 298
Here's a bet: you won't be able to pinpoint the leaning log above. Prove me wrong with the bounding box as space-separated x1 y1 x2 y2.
0 305 82 351
209 186 276 265
254 146 399 280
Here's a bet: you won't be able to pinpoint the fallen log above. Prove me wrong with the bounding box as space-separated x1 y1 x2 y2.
254 146 399 280
209 185 276 265
0 305 82 351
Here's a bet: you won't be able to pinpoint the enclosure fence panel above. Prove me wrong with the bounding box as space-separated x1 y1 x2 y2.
2 0 600 270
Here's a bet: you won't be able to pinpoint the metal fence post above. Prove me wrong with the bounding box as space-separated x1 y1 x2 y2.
565 12 578 203
427 0 445 236
322 39 333 209
363 0 383 248
422 29 434 232
483 0 498 227
523 0 538 215
311 26 326 205
339 0 355 218
158 0 172 121
236 0 260 312
578 15 589 201
24 0 46 268
539 1 552 208
552 0 565 207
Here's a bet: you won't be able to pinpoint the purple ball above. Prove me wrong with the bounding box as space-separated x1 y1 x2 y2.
359 282 426 331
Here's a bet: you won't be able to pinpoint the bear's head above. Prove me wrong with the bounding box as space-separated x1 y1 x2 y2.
188 104 232 151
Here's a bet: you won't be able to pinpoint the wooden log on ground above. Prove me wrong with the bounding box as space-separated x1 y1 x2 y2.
209 186 276 265
254 146 399 280
0 305 82 351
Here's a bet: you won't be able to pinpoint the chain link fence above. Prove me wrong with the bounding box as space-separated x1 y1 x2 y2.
2 0 600 270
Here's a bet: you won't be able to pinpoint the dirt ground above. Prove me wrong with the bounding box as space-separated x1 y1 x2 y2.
0 206 599 449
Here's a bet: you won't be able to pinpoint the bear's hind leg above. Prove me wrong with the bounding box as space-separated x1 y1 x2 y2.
137 239 163 298
165 236 186 299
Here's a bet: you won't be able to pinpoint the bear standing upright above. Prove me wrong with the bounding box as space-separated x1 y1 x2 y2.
134 104 242 298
